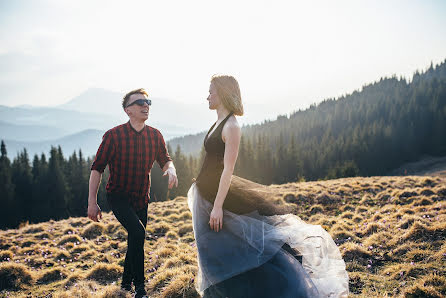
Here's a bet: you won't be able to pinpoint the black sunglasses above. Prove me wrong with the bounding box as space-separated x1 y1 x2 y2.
126 99 151 108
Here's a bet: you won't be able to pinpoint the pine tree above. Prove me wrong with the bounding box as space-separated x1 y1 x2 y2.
169 145 189 199
11 149 33 223
46 146 69 220
274 134 287 184
66 150 87 217
0 141 15 228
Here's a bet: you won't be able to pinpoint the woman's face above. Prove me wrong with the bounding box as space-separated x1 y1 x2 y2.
207 82 221 110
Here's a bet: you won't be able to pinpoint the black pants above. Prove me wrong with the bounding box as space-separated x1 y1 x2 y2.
107 193 147 285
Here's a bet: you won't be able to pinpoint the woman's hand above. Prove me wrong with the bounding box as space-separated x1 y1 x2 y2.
209 206 223 232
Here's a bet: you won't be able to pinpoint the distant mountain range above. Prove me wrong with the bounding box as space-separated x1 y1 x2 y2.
0 120 69 142
3 129 105 159
0 104 123 134
1 86 292 158
55 87 215 133
0 88 215 158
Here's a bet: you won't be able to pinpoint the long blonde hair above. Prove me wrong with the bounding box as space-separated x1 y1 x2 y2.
211 75 244 116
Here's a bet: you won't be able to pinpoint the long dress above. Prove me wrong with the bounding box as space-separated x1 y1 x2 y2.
188 113 349 298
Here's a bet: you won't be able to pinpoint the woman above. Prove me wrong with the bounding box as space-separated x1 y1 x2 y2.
188 75 349 297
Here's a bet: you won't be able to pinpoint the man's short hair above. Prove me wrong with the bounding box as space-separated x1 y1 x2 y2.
122 88 149 109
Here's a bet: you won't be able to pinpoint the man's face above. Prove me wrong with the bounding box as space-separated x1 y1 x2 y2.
125 93 150 121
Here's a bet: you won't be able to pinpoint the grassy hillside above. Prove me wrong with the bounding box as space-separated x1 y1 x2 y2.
0 175 445 297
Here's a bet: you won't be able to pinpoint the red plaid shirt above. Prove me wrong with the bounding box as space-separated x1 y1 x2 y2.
91 121 172 210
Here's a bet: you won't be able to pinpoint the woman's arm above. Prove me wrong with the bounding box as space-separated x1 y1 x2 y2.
162 161 178 189
209 118 241 232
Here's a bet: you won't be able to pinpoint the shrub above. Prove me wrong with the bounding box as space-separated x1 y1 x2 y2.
420 189 435 196
340 204 355 212
406 249 430 262
82 223 105 239
421 274 446 295
63 228 75 234
53 280 101 297
310 205 324 214
86 264 122 285
402 284 441 298
403 222 446 242
400 191 418 198
113 227 127 240
413 197 434 206
421 178 436 187
179 212 192 220
58 235 83 245
70 244 89 254
157 247 175 258
148 268 176 292
0 263 33 290
153 223 170 236
37 268 67 284
35 232 51 239
352 215 362 223
23 226 44 234
64 273 82 288
316 193 338 205
98 285 131 298
0 251 13 262
283 193 297 203
341 211 354 219
163 209 177 216
348 273 364 295
70 219 86 227
355 206 368 213
166 231 178 239
54 250 70 261
341 243 372 265
161 273 198 298
359 195 375 206
21 240 35 248
361 223 381 236
178 224 193 237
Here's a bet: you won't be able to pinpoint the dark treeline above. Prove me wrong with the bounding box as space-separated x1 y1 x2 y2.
0 140 173 229
1 60 445 229
0 143 108 229
237 60 446 181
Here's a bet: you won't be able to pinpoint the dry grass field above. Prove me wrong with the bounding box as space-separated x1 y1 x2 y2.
0 175 445 297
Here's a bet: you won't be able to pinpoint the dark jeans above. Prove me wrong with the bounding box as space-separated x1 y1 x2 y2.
107 193 147 285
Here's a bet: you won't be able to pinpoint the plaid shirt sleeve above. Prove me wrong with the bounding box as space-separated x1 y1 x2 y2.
156 130 172 170
91 130 115 173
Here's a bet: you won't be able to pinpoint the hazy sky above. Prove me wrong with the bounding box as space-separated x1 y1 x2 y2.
1 0 446 116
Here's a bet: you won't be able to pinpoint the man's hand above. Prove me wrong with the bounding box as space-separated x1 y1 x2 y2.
163 167 178 189
88 201 102 222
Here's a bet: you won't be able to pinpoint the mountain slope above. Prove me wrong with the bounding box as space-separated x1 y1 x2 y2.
4 129 105 158
57 87 215 134
0 175 445 297
0 121 69 142
169 60 446 179
0 105 123 135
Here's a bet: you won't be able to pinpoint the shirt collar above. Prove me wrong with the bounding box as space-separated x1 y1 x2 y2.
127 121 146 135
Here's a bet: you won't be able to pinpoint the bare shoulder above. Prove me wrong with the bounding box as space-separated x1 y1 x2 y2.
222 115 241 141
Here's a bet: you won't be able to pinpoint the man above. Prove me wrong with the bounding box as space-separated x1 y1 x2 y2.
88 88 178 298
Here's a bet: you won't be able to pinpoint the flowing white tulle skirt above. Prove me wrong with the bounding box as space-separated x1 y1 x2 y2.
187 183 349 298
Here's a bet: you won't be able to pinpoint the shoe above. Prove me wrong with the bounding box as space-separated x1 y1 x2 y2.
134 283 147 298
